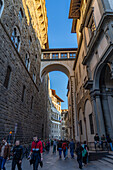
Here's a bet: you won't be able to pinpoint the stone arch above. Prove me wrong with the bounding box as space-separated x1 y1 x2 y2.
93 62 106 90
41 63 70 80
99 64 113 138
84 99 94 143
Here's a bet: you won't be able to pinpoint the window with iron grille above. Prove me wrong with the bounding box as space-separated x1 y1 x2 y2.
11 27 21 51
25 53 30 71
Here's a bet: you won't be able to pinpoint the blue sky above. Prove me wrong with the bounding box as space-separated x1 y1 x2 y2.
45 0 77 109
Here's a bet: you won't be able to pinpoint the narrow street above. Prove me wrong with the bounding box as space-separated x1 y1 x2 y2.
6 149 113 170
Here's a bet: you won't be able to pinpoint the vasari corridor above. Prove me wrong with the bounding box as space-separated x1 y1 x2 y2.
0 0 113 170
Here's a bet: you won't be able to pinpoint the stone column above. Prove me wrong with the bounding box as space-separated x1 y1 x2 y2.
90 94 100 136
101 93 113 138
95 95 106 136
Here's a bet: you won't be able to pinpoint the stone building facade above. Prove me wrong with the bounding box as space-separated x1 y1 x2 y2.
0 0 49 144
69 0 113 145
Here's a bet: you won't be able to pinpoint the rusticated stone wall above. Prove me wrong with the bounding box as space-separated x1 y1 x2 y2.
0 0 49 144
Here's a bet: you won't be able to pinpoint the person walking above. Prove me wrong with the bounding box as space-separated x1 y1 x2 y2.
53 139 57 154
82 141 88 166
0 138 10 170
70 139 75 159
62 141 67 160
30 136 43 170
57 140 62 158
76 142 83 169
12 140 23 170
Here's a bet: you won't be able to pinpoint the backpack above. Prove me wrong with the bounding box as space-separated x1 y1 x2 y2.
82 148 87 157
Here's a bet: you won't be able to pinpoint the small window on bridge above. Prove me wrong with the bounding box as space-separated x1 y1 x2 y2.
69 53 76 58
61 53 67 58
43 53 50 59
52 53 58 59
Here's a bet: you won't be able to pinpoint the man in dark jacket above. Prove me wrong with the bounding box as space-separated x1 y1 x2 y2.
57 140 62 158
0 138 10 170
70 139 75 159
12 140 23 170
76 142 83 169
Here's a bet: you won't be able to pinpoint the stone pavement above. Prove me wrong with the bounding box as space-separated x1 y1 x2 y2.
6 149 113 170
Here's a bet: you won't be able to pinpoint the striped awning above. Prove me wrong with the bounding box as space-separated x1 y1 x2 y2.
69 0 81 19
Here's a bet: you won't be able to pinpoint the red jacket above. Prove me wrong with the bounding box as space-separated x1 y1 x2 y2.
62 142 67 150
31 140 43 153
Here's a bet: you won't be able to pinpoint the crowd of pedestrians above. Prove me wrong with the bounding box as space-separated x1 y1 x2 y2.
0 133 113 170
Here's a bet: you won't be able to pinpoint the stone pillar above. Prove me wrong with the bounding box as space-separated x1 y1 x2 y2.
59 53 61 59
70 76 76 141
90 94 100 136
95 95 106 136
41 53 44 59
101 93 113 138
50 53 52 59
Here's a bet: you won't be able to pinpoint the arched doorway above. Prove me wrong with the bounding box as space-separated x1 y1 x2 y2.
99 64 113 139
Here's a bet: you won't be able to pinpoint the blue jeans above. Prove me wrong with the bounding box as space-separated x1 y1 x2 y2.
0 157 6 170
109 143 113 151
70 149 74 158
53 145 56 153
63 149 66 158
59 148 62 157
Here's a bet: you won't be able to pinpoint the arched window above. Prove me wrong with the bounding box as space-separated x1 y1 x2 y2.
4 66 12 89
11 27 21 51
18 8 23 22
0 0 4 18
25 53 30 71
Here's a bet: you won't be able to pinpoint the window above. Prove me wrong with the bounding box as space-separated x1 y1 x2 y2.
0 0 4 18
25 53 30 71
31 96 33 109
79 120 83 135
61 53 67 58
18 8 23 22
21 85 26 102
29 36 32 46
33 73 36 83
52 53 58 59
11 27 21 51
3 66 11 89
89 113 94 134
69 53 76 58
35 55 37 62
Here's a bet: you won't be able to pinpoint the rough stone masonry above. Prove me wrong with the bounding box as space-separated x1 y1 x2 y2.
0 0 49 144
